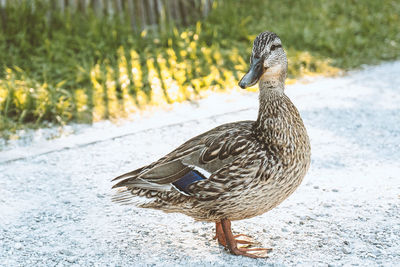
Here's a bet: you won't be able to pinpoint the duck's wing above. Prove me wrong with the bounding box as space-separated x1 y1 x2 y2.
112 120 257 198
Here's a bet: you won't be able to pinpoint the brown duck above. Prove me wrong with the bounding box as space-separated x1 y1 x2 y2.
112 31 311 258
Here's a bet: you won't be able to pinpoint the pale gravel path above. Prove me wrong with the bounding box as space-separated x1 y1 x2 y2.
1 61 399 266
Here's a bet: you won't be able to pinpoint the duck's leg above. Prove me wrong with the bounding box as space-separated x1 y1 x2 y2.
220 219 272 258
214 222 227 247
214 222 260 248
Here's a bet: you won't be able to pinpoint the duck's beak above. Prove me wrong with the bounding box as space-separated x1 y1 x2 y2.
238 56 264 89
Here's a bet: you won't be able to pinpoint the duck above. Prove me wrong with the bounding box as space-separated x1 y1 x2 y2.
112 31 311 258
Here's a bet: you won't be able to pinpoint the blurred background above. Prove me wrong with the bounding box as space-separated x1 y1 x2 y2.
0 0 399 139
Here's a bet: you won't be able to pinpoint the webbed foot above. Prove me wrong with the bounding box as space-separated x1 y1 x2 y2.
214 220 272 258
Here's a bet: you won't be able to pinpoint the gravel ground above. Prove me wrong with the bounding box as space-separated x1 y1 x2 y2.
1 61 400 266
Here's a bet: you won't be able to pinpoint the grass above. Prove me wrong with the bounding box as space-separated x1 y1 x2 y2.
1 0 400 138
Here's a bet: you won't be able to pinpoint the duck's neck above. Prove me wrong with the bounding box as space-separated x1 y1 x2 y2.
254 80 287 142
252 61 295 141
259 63 287 90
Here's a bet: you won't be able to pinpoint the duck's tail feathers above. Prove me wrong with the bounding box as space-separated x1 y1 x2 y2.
111 188 156 206
111 165 147 183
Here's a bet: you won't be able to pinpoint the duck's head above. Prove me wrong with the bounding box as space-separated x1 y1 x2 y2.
239 31 287 89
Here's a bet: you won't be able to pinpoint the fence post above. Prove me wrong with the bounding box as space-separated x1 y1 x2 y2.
136 0 147 31
126 0 137 32
114 0 122 15
155 0 167 34
0 0 6 31
202 0 210 18
92 0 103 17
147 0 156 26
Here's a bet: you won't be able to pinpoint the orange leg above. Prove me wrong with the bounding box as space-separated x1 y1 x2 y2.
214 221 227 247
214 222 259 248
218 219 272 258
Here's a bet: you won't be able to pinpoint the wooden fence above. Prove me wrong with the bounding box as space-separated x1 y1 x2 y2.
0 0 215 31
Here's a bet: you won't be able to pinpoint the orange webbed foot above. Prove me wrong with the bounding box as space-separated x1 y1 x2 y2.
214 220 272 258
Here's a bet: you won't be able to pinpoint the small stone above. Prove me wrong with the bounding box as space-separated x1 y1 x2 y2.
342 247 351 254
281 227 288 232
59 249 72 256
373 248 382 255
332 189 339 192
367 253 376 258
343 240 349 245
313 186 319 189
66 256 77 263
141 231 149 236
14 243 23 250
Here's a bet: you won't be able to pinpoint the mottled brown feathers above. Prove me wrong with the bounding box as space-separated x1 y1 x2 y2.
199 126 253 164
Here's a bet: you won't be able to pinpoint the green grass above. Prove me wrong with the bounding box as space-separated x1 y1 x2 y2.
1 0 400 138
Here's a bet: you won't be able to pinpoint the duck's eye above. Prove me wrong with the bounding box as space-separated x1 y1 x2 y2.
270 44 282 51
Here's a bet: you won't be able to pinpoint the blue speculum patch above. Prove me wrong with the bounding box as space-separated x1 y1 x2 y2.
172 170 206 194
